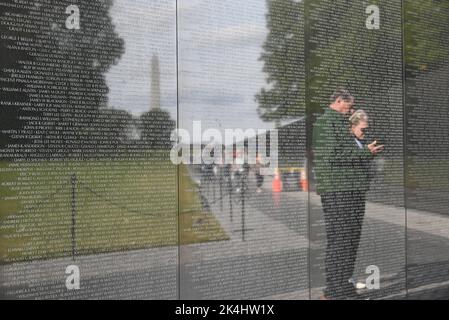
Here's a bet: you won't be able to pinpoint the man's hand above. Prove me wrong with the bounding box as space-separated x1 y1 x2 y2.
368 141 384 155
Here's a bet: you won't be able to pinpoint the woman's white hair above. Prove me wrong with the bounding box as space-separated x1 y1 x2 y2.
349 109 369 126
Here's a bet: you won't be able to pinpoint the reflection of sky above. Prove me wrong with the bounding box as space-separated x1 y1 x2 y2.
106 0 177 116
106 0 274 142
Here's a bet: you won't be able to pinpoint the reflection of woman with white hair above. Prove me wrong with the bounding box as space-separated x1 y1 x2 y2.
350 110 370 149
344 109 380 294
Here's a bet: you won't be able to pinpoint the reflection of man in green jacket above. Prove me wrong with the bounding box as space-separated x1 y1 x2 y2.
312 88 383 299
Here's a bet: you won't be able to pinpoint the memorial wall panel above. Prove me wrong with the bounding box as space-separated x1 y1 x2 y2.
0 0 178 299
404 0 449 299
308 0 406 299
178 0 308 300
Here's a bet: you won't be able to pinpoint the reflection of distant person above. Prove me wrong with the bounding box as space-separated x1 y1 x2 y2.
255 155 264 193
313 89 383 300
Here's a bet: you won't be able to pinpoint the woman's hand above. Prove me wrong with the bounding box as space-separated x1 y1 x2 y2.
368 141 384 155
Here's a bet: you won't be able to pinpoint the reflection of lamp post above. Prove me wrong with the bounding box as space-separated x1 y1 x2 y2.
214 119 224 211
214 118 223 147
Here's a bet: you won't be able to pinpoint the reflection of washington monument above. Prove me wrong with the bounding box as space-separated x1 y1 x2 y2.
125 54 162 140
138 53 175 148
150 54 161 110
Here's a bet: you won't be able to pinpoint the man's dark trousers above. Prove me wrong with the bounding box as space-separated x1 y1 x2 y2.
321 190 366 299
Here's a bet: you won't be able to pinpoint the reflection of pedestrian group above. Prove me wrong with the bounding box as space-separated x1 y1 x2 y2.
313 88 384 300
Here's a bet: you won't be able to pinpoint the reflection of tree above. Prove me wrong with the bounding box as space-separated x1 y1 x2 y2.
0 4 30 151
306 0 404 118
256 0 305 124
94 108 134 154
256 0 449 122
404 1 449 207
404 0 449 72
140 110 175 150
0 0 124 159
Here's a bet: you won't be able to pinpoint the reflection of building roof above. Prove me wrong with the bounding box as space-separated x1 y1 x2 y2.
277 116 306 129
232 117 307 146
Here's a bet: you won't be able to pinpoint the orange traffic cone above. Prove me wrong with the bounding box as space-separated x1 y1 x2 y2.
272 169 283 193
300 169 309 192
272 169 282 207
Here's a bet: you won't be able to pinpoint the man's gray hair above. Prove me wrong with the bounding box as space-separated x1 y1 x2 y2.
349 109 369 126
331 88 354 103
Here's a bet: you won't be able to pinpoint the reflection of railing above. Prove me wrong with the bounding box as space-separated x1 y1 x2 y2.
23 180 67 214
197 165 253 241
70 174 76 262
21 173 162 262
18 177 76 261
77 178 154 216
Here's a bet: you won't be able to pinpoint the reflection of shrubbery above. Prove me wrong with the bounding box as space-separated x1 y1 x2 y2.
89 108 134 157
139 109 176 150
86 108 176 157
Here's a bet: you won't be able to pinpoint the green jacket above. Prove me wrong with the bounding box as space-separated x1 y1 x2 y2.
312 108 374 194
